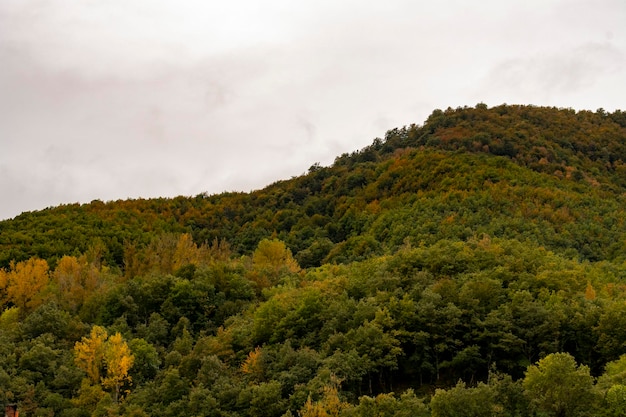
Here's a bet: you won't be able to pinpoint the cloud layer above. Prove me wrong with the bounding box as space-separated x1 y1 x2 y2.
1 0 625 220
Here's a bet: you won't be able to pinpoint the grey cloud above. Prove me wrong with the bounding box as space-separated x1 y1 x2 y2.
483 42 624 101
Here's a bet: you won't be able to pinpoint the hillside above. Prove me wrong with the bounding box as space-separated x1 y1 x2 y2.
1 104 626 416
1 104 625 269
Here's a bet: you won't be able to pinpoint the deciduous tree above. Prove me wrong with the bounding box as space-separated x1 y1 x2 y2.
74 326 135 403
74 325 108 384
102 332 134 403
522 352 597 417
251 239 300 288
2 258 50 313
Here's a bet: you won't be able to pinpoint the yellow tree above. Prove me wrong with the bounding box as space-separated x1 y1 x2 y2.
298 383 349 417
53 255 101 313
102 332 135 403
3 258 50 313
74 326 135 403
75 325 108 384
251 239 301 288
172 233 200 271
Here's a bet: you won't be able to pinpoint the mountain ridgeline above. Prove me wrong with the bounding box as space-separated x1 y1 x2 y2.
1 104 626 416
2 104 625 269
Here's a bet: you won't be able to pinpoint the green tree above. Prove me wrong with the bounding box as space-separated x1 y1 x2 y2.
604 384 626 417
239 380 287 417
129 338 161 383
600 354 626 388
430 381 497 417
522 352 597 417
595 301 626 362
598 354 626 416
344 389 429 417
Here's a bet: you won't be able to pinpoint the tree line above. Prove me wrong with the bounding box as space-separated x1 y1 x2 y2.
2 235 626 415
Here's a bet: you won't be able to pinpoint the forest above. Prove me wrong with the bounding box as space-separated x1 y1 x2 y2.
1 104 626 416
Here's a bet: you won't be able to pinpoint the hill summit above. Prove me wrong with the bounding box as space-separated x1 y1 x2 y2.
1 104 625 268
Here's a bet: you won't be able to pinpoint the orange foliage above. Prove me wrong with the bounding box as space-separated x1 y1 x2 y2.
241 346 264 379
584 282 597 301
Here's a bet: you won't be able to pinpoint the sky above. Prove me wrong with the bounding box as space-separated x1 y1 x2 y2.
1 0 625 221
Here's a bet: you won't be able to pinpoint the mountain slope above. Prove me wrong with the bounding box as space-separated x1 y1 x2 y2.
1 104 625 269
2 104 626 416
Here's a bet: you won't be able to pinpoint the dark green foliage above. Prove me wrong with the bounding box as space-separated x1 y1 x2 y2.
2 105 626 270
523 352 598 417
1 104 626 415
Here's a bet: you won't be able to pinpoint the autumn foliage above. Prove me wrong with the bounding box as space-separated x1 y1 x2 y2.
1 104 626 415
74 325 134 403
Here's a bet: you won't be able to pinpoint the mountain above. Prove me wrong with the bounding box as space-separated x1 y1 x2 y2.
1 104 626 416
2 104 625 269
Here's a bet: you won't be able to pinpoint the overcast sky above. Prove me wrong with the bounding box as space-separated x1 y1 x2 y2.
1 0 625 220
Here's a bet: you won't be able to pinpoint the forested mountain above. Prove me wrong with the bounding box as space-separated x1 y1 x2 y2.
1 104 626 416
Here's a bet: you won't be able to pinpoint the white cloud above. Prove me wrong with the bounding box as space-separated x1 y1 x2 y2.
479 42 625 109
1 0 625 220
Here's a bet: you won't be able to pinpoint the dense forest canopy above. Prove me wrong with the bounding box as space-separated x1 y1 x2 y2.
1 104 626 416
